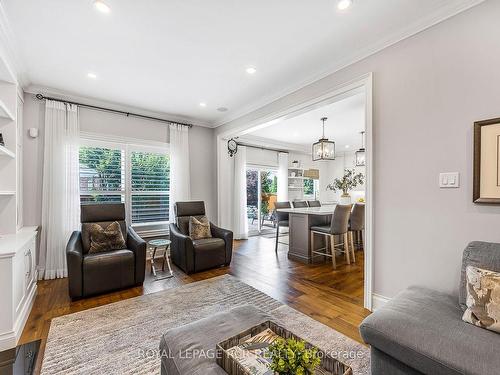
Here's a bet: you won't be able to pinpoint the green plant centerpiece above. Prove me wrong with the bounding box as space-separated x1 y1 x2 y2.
326 168 364 198
268 337 321 375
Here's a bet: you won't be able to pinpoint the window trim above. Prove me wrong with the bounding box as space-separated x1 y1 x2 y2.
79 132 170 233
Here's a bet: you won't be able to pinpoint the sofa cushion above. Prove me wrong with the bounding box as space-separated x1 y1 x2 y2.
360 286 500 375
460 241 500 311
82 249 135 295
159 305 271 375
462 265 500 333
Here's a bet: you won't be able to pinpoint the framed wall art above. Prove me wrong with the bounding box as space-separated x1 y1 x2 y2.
473 117 500 203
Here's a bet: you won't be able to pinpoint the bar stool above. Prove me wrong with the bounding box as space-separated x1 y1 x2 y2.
292 201 308 208
274 201 291 253
307 200 321 207
349 203 365 256
310 204 352 269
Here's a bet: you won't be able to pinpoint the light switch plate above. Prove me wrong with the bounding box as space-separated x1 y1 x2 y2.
439 172 460 188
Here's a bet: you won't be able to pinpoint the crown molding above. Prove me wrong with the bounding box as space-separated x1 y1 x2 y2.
24 84 215 128
212 0 485 127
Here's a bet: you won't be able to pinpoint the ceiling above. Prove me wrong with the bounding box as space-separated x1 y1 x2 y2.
2 0 483 126
243 92 365 152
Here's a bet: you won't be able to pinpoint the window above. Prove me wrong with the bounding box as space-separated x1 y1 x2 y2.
79 139 170 225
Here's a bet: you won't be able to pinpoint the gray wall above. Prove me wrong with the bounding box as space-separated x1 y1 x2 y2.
217 0 500 298
22 94 217 229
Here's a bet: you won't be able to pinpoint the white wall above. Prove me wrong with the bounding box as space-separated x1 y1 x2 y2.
22 93 217 229
217 0 500 299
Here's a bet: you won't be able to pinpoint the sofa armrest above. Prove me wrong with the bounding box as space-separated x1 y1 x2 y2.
169 223 195 273
210 222 233 265
66 231 83 299
127 226 147 284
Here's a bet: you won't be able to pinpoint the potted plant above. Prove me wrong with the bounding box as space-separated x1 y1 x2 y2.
268 337 321 375
327 168 364 204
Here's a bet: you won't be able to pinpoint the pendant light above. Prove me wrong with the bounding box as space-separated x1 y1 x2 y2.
355 131 366 166
312 117 335 161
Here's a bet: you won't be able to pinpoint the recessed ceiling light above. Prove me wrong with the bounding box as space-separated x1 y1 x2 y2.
337 0 352 11
199 102 207 107
87 72 97 79
345 145 350 148
94 0 111 13
245 66 257 75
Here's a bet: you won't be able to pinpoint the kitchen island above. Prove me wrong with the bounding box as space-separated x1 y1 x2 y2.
276 206 336 263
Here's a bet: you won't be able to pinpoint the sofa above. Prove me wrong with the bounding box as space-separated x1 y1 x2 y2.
66 203 147 299
360 241 500 375
169 201 233 274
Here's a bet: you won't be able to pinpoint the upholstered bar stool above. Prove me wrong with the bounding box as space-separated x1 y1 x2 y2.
274 201 291 253
292 201 308 208
307 200 321 207
310 204 352 269
349 203 365 256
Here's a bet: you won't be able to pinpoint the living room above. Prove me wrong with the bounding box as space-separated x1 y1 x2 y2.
1 1 499 374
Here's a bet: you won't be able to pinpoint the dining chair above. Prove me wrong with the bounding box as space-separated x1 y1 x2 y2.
292 201 308 208
274 201 291 253
307 200 321 207
349 203 365 257
310 204 352 269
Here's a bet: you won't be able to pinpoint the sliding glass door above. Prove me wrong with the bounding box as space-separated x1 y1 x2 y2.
246 167 278 236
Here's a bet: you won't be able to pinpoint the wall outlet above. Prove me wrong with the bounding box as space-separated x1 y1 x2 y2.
439 172 460 188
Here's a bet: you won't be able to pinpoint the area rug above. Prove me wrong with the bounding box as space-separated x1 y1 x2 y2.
41 275 369 374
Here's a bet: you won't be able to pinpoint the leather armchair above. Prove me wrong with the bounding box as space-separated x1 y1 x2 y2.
66 203 147 299
169 201 233 274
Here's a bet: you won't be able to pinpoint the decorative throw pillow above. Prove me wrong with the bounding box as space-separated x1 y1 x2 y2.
88 221 126 254
462 265 500 333
189 216 212 240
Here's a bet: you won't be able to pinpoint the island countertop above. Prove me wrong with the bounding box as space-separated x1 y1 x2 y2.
276 206 337 215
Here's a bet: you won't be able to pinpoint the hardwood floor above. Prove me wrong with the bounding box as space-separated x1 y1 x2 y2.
20 235 370 374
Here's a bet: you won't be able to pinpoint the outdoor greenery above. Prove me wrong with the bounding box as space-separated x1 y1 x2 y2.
303 178 314 196
268 337 321 375
246 170 278 216
327 168 364 196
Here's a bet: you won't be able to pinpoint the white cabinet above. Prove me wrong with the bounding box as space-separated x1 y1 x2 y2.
0 227 38 351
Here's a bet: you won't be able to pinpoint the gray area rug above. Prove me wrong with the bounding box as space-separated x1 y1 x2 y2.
41 275 369 374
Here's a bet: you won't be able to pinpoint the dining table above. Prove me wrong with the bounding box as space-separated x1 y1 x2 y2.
276 205 337 263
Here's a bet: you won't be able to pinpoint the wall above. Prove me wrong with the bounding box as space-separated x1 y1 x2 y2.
22 93 217 230
216 0 500 299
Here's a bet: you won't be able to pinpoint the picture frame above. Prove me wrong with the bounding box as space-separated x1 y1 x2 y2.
473 117 500 203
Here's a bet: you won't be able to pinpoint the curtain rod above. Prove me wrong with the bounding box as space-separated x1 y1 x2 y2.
35 94 193 128
236 141 289 154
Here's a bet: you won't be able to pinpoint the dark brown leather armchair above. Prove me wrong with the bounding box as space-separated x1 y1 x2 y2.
66 203 147 299
169 201 233 274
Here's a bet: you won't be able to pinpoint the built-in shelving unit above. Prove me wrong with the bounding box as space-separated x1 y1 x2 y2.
0 144 15 158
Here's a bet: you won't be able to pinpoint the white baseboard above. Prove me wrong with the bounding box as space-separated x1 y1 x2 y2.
372 293 390 311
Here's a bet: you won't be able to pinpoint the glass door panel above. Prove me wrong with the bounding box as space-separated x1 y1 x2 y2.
246 169 259 235
259 170 278 235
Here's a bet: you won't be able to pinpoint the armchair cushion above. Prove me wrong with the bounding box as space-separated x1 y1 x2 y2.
82 249 135 296
84 221 126 254
193 238 227 271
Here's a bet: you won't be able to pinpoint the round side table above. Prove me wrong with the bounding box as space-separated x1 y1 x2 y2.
147 239 173 280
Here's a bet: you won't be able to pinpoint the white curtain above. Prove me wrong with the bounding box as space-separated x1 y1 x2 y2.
277 152 289 202
232 146 248 239
39 100 80 280
169 123 191 221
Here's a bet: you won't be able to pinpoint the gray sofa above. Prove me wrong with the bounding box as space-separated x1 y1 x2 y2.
360 241 500 375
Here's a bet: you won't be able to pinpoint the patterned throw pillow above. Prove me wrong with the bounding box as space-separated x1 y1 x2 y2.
88 221 126 254
462 265 500 333
189 216 212 240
